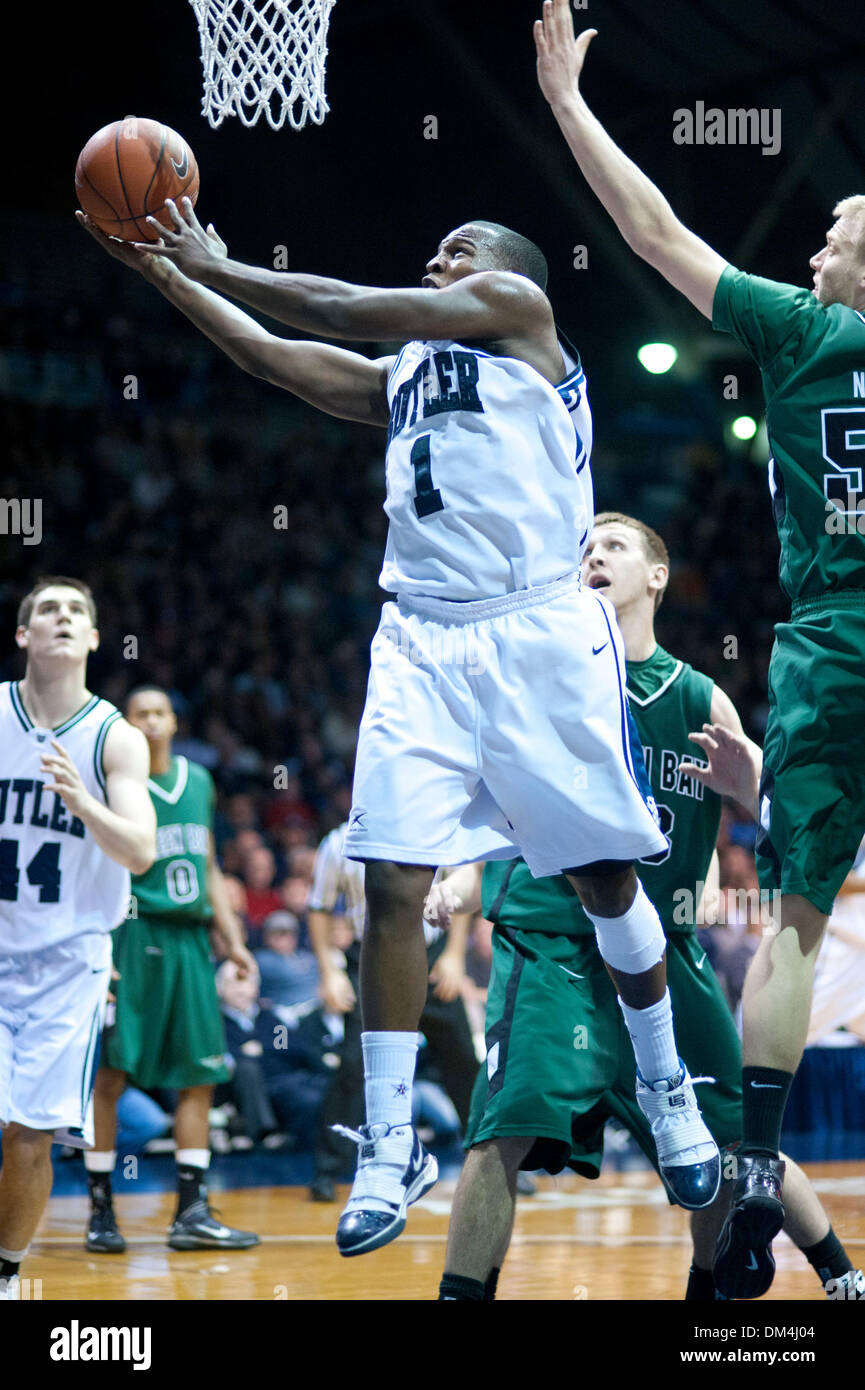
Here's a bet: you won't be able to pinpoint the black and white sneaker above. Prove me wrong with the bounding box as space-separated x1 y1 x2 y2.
334 1122 438 1257
713 1153 785 1299
636 1061 721 1210
167 1200 260 1250
86 1204 127 1254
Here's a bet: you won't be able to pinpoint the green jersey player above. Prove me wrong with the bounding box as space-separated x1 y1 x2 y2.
534 0 865 1298
86 686 259 1254
433 515 863 1303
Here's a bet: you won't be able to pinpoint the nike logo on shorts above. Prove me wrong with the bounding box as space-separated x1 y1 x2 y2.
557 964 584 980
746 1251 759 1271
695 953 706 970
592 642 608 655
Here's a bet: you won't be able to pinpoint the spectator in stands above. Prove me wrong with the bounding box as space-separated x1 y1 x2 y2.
255 911 320 1015
216 960 329 1148
242 846 285 927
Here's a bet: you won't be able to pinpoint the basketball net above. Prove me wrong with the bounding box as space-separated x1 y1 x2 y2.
188 0 337 131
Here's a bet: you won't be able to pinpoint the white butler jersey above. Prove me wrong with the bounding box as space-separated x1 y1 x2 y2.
0 682 130 954
380 339 593 600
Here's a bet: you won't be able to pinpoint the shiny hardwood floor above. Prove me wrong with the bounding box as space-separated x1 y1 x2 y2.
21 1163 865 1301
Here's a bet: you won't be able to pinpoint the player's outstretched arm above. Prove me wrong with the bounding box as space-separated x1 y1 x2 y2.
40 721 156 874
129 197 551 348
76 211 392 425
534 1 727 319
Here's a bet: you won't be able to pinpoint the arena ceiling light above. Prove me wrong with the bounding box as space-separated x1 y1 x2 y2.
732 415 758 440
637 343 678 374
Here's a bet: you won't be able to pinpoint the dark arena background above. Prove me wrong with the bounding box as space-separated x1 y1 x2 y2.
2 0 865 1345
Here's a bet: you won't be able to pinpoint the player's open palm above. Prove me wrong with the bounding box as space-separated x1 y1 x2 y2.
76 210 150 267
681 723 759 807
534 1 597 108
76 210 174 284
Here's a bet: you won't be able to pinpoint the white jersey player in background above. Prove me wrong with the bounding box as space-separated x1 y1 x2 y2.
80 202 720 1274
0 578 155 1299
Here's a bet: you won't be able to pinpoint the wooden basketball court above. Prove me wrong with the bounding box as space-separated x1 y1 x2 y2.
25 1162 864 1301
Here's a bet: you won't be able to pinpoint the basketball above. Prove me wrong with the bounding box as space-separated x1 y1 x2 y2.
75 116 199 242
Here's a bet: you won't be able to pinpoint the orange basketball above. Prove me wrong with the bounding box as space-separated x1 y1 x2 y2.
75 116 200 242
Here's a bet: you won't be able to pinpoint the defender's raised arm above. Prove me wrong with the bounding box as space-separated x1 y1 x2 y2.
534 0 727 319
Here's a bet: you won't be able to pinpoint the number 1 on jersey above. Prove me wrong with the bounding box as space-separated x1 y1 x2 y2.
411 434 445 518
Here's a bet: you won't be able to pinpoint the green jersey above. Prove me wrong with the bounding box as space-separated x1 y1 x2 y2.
713 265 865 602
481 646 720 937
130 755 214 924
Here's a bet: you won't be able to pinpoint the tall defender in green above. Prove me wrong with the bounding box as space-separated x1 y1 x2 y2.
534 0 865 1298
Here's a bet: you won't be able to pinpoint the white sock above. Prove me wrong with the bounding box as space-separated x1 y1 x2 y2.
0 1244 28 1262
176 1149 210 1170
84 1150 116 1173
362 1031 419 1130
618 989 680 1086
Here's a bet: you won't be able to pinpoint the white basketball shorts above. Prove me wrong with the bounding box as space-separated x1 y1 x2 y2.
345 572 667 876
0 931 111 1147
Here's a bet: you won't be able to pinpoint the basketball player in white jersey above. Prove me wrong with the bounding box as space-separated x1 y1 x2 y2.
79 203 721 1259
0 578 155 1299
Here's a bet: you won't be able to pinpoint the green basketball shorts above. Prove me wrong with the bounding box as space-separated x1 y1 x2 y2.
102 916 229 1089
465 927 742 1195
756 594 865 916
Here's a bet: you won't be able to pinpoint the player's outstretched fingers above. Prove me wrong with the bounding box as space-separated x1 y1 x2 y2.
687 727 720 753
163 197 187 229
206 224 229 257
179 196 205 230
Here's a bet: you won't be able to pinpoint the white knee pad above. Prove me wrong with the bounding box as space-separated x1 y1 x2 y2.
586 880 666 975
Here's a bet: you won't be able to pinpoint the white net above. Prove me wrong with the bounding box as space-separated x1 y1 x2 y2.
188 0 337 131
